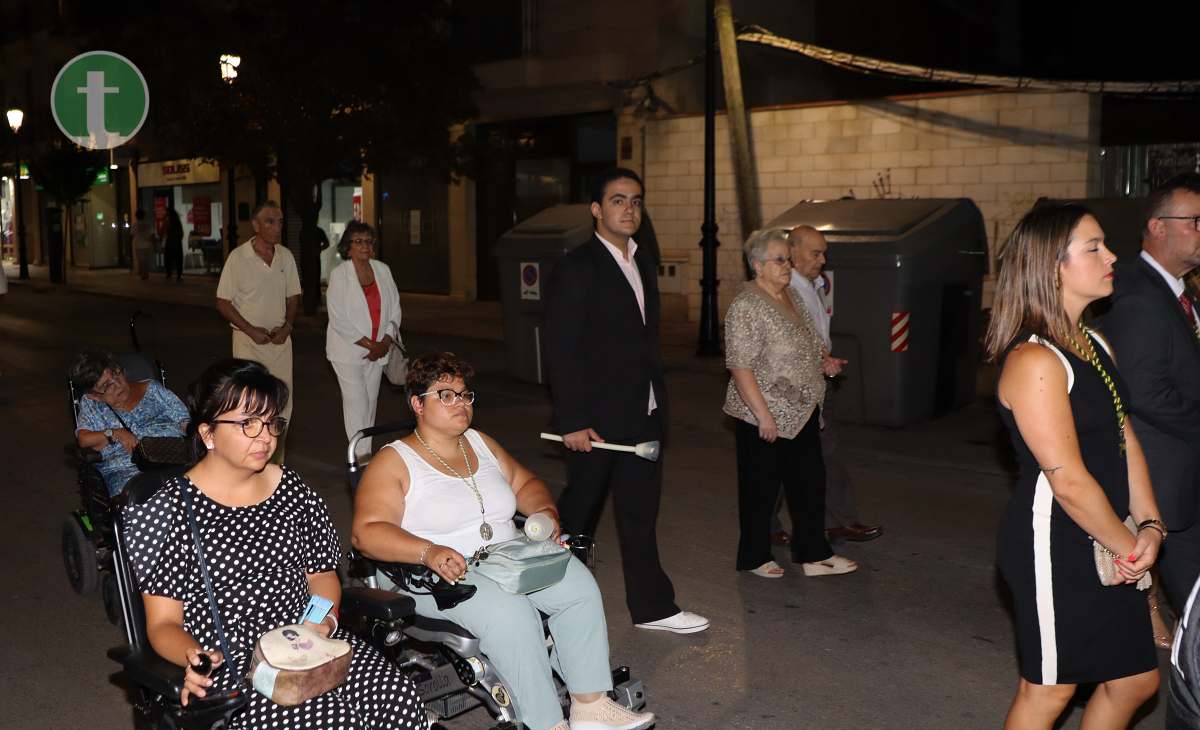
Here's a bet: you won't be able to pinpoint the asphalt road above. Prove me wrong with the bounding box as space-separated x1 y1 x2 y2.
0 282 1172 729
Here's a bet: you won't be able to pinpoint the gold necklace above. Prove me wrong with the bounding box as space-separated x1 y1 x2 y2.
1072 323 1127 454
413 429 493 540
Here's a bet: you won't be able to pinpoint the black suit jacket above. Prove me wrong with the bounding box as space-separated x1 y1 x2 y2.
543 235 666 441
1095 256 1200 529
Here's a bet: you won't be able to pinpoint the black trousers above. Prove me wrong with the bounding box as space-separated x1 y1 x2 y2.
164 243 183 280
1158 522 1200 616
558 411 678 624
735 410 832 569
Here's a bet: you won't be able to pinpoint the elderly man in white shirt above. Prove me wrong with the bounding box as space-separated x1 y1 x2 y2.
774 226 883 544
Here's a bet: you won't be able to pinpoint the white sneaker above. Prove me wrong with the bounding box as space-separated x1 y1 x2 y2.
634 610 709 634
569 696 655 730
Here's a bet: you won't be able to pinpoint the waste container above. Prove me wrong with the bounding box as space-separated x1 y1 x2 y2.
494 204 594 383
764 198 987 427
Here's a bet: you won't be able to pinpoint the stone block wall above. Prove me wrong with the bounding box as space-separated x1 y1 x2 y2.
627 91 1102 321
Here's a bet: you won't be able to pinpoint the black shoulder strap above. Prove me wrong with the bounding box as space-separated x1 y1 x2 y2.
178 478 238 674
105 402 130 430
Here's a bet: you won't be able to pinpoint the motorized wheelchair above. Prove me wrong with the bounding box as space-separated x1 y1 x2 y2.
102 421 647 729
340 422 648 729
62 312 170 627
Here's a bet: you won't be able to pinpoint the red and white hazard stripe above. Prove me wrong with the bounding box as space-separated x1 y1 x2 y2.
890 311 910 352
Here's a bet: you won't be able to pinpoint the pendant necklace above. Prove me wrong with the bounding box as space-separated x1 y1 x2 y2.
413 429 493 540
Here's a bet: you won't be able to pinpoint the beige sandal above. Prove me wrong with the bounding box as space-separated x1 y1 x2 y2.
747 560 785 578
801 554 858 577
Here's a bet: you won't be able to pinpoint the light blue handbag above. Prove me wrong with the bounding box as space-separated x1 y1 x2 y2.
469 536 572 594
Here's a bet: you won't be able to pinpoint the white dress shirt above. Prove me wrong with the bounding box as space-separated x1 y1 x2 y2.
597 233 657 414
1142 250 1200 329
789 269 832 351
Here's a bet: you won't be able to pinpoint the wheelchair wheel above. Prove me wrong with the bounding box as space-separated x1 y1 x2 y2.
102 572 123 628
62 516 99 595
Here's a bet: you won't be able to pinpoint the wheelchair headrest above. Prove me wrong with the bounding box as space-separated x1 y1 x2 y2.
116 353 157 383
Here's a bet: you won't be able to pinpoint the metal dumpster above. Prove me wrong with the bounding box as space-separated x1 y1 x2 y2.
764 198 987 426
494 204 594 383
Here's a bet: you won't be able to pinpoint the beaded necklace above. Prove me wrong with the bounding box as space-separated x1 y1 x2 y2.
1071 322 1126 454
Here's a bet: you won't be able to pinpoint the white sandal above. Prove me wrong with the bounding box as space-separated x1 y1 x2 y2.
801 554 858 577
747 560 785 578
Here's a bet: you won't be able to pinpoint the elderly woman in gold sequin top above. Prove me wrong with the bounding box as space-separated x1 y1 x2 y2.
723 228 858 579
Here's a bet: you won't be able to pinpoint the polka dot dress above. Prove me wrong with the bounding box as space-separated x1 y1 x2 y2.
125 467 424 729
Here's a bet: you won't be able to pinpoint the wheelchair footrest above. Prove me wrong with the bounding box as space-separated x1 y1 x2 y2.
611 665 646 712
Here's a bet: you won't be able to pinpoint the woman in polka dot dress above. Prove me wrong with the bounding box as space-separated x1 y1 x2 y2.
124 359 424 729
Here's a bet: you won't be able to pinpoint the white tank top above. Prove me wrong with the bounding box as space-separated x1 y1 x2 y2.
388 429 520 556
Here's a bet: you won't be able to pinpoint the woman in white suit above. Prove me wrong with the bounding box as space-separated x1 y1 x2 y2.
326 222 402 458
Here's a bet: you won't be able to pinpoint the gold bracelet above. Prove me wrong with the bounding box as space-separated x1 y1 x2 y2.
1137 519 1167 541
417 541 434 566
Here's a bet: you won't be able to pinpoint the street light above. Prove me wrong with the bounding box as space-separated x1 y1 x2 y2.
6 103 28 280
220 54 241 250
219 54 241 84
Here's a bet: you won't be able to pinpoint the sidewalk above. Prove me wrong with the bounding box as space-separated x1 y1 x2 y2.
3 262 507 341
2 261 702 349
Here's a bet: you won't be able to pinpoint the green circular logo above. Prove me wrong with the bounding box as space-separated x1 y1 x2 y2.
51 51 149 150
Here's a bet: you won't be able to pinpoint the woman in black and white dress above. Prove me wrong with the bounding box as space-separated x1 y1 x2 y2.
987 203 1164 728
124 358 423 729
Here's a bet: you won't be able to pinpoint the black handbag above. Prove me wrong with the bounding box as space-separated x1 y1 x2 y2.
105 403 191 467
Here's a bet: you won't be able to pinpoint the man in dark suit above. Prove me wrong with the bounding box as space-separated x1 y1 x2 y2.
543 168 708 634
1097 173 1200 615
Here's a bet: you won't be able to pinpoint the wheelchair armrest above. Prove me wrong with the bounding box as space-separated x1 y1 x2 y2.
341 586 415 623
107 643 184 700
68 444 103 464
109 644 249 730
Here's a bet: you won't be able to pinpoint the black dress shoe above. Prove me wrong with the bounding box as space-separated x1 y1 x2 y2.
826 524 884 542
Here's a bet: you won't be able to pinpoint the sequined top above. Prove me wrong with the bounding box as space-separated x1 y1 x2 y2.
723 282 826 439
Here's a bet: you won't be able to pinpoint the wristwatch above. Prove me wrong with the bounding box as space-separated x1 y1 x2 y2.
104 428 115 445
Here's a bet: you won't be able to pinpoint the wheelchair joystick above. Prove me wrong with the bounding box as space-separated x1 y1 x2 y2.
193 652 213 677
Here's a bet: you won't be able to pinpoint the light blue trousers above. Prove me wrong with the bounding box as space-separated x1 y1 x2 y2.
385 557 613 730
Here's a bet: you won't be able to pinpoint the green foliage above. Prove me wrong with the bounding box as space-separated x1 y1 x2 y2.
104 0 478 186
30 143 104 206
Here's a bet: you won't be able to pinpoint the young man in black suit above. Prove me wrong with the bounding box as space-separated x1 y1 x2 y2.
1097 173 1200 615
543 168 709 634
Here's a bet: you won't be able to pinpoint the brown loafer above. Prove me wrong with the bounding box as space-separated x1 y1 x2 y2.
826 524 884 542
770 530 792 546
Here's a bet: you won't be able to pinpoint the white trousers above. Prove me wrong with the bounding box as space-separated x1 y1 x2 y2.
232 330 294 421
330 359 385 458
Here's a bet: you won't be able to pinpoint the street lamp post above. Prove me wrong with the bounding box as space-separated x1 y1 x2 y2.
6 105 28 280
220 54 241 253
696 0 721 356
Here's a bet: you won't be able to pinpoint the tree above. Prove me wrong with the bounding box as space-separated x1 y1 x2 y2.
100 0 478 313
30 142 104 284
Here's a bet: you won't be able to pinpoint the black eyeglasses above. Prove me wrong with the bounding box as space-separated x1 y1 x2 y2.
211 416 288 438
348 237 374 246
1157 215 1200 232
763 255 793 267
90 370 124 397
419 388 477 406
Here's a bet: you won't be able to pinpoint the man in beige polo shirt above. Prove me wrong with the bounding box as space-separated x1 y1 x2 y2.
216 200 301 456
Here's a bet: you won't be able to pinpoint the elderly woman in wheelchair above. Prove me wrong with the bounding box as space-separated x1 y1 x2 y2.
351 351 655 730
121 358 425 729
70 347 189 496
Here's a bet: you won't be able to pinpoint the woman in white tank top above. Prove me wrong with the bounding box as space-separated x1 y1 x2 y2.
351 353 654 730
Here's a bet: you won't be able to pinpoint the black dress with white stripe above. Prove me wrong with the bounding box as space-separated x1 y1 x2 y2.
996 332 1157 685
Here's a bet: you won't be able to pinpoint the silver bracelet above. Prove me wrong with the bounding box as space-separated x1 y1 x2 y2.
417 541 434 566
